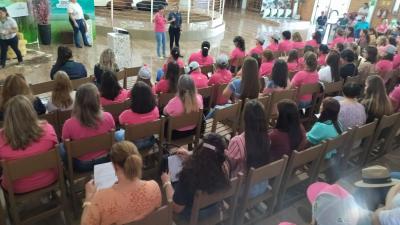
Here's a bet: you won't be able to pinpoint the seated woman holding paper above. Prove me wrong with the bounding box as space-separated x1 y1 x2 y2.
161 133 230 220
81 141 161 225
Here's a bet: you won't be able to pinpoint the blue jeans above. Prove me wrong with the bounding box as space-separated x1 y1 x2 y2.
72 19 89 47
58 143 109 172
249 180 270 198
115 129 156 150
391 172 400 179
155 32 166 57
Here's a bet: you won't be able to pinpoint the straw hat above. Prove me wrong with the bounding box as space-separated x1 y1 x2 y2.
354 165 400 188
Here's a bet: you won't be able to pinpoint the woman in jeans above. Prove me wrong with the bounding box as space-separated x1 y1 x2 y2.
0 7 23 69
154 6 167 59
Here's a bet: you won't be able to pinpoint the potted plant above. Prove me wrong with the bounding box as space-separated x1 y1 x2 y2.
33 0 51 45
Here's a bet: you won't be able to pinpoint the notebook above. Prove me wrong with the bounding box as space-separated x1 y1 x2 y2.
168 154 183 183
94 162 118 190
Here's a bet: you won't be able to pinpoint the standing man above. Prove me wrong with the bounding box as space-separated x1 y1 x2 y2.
168 5 182 50
316 11 328 36
68 0 91 48
0 7 23 69
357 3 369 20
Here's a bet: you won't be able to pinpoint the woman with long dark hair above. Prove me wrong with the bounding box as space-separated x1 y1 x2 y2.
230 36 246 73
99 71 129 106
155 62 180 94
270 99 305 161
188 41 214 66
287 49 299 72
263 59 289 94
259 49 275 77
318 50 341 83
0 7 23 68
50 46 87 80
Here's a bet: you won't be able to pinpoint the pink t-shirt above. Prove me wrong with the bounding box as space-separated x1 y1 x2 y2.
188 51 214 66
154 12 166 32
389 85 400 112
163 95 203 131
230 47 245 67
287 61 299 72
208 69 232 105
305 39 319 48
318 54 327 66
278 40 293 52
292 41 306 49
329 36 346 48
259 61 274 77
375 59 394 82
298 57 305 70
266 43 279 52
62 112 115 161
191 71 209 89
119 107 160 125
248 45 264 56
393 54 400 69
377 24 388 34
346 37 355 43
155 79 170 94
0 122 58 194
290 70 319 102
100 89 130 106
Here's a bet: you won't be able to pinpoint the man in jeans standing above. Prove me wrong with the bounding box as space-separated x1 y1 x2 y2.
168 5 182 50
68 0 91 48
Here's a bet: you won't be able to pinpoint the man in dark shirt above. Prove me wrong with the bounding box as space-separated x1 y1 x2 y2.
316 11 327 28
168 5 182 50
340 49 358 80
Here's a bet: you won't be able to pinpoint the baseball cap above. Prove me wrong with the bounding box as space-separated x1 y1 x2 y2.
385 45 397 55
216 54 229 66
271 34 280 41
188 61 200 71
256 35 265 44
138 65 151 80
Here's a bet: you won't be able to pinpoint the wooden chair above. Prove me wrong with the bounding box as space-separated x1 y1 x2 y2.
175 175 243 225
200 64 215 76
323 80 343 96
102 100 130 123
126 203 173 225
123 118 165 179
296 83 323 127
288 71 298 80
39 111 60 138
367 112 400 161
210 101 242 138
229 57 245 76
115 70 126 88
124 67 141 89
236 156 288 225
1 148 70 225
165 110 203 149
273 51 283 59
71 76 94 90
297 48 304 57
63 131 115 214
385 70 400 93
345 75 361 85
257 95 271 124
158 92 176 111
30 80 56 95
213 83 229 107
277 143 326 208
57 110 72 137
197 86 215 113
265 89 297 123
342 120 379 169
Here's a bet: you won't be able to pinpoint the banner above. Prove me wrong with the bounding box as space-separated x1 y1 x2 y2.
50 0 96 43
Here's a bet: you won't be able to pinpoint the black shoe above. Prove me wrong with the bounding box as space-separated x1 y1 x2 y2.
76 45 83 48
84 44 92 47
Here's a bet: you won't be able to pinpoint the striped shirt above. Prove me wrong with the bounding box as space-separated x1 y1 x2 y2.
225 133 246 177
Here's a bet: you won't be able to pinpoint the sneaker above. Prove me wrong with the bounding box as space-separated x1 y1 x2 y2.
84 44 92 47
76 45 83 48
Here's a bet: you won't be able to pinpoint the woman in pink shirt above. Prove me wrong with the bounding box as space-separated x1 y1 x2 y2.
155 62 179 94
266 34 279 52
297 45 315 70
99 71 130 106
305 31 322 48
329 28 346 49
290 52 319 108
286 49 299 72
116 82 160 149
259 49 275 77
292 32 306 49
248 36 264 56
163 75 203 139
376 19 389 35
278 30 293 52
188 41 214 66
208 54 232 105
154 6 167 58
318 44 329 66
162 47 185 72
263 59 289 95
389 85 400 112
0 95 58 194
376 45 395 83
229 36 246 73
188 61 209 89
62 83 116 172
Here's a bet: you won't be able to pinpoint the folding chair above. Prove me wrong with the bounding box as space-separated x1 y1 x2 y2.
323 80 343 97
236 156 288 225
30 80 56 95
1 148 70 225
124 67 141 89
123 118 165 179
197 86 215 113
125 202 173 225
71 76 94 90
165 110 203 149
63 131 115 215
277 143 326 208
210 101 242 138
174 175 243 225
158 92 176 112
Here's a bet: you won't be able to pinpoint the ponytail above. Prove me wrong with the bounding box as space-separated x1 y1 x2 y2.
110 141 143 181
123 154 143 180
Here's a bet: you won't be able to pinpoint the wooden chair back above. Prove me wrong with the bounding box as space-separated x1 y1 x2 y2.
265 89 297 122
102 100 130 122
323 80 343 96
166 110 203 148
297 83 322 125
188 175 242 225
39 111 60 137
30 80 55 95
257 95 271 123
124 67 141 89
288 71 298 80
126 203 173 225
2 148 69 225
200 64 215 75
197 86 215 111
158 92 176 110
345 75 361 85
237 156 288 225
211 101 242 137
57 110 72 135
214 83 229 106
179 67 185 75
115 70 126 87
71 76 94 90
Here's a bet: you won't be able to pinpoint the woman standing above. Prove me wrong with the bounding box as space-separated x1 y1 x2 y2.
154 6 167 59
229 36 246 73
0 7 23 69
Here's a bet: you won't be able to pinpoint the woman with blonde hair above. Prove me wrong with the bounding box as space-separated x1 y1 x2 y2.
0 73 45 120
61 83 115 172
292 32 305 49
0 95 57 193
164 75 203 139
94 48 119 85
81 141 161 225
361 75 393 123
46 71 75 112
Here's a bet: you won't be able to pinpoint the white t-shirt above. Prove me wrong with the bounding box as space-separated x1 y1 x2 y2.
68 2 84 20
318 66 332 83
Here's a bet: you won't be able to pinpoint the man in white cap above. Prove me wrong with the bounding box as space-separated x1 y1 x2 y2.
266 34 280 52
248 35 265 56
187 61 208 89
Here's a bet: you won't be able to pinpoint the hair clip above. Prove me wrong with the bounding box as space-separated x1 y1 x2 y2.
203 143 216 151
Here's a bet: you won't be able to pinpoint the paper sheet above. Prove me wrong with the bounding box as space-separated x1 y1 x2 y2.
94 162 118 190
168 155 183 183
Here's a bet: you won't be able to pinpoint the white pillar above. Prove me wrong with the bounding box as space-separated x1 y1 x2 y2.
221 0 225 20
212 0 215 19
241 0 246 10
207 0 210 16
187 0 191 24
151 0 154 23
111 0 114 27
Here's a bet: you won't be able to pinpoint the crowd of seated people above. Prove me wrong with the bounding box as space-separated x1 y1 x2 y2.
1 19 400 225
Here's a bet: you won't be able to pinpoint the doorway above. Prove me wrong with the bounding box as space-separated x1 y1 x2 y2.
310 0 350 25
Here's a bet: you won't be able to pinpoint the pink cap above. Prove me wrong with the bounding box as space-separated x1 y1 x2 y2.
307 182 350 204
278 222 296 225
